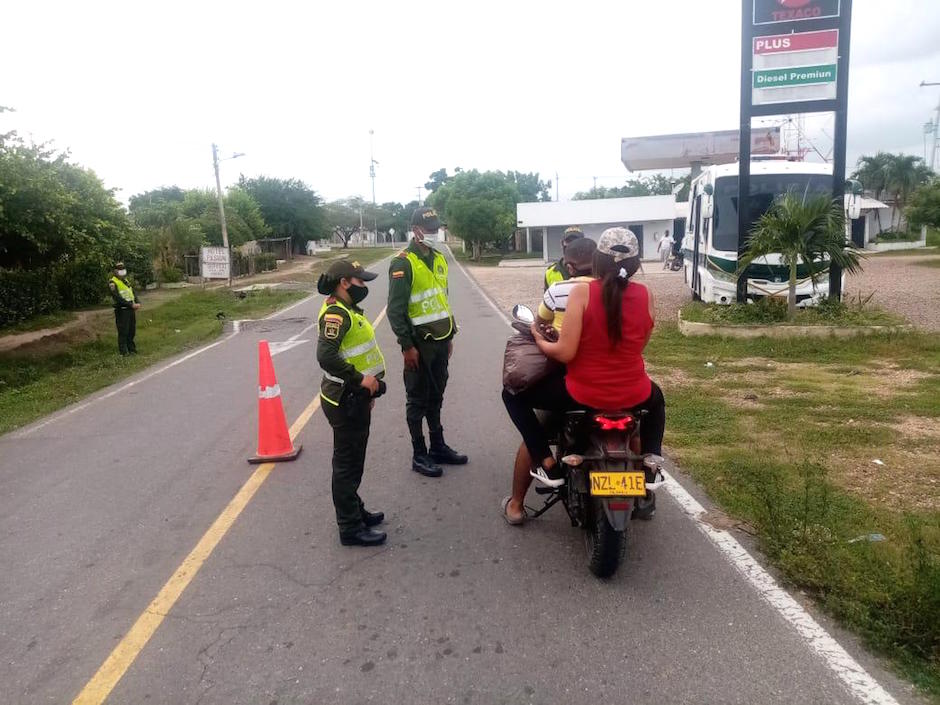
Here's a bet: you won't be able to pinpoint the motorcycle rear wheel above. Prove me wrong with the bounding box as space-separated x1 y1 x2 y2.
585 497 625 578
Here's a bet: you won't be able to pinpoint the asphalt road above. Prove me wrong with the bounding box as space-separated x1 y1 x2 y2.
0 252 923 705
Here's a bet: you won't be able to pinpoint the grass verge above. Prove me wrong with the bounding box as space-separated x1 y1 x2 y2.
647 324 940 696
0 310 78 334
0 288 304 435
681 298 906 327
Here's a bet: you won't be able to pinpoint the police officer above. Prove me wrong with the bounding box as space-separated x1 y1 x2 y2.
316 259 388 547
109 262 140 356
387 207 468 478
544 226 585 290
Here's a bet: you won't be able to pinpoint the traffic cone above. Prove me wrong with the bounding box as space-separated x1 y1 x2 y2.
248 340 302 464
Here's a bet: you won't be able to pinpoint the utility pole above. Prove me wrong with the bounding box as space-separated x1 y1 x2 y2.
369 129 378 246
415 186 423 205
211 144 244 287
921 81 940 171
555 172 559 202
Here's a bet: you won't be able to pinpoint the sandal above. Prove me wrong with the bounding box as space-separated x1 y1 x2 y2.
501 496 526 525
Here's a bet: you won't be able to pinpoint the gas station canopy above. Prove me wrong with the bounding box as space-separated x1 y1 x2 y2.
621 128 781 171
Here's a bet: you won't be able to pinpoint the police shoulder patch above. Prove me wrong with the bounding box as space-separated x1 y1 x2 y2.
392 270 405 279
324 321 341 339
324 313 344 323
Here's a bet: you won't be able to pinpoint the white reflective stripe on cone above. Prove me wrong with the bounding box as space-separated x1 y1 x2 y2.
258 384 281 399
409 287 443 304
410 310 451 325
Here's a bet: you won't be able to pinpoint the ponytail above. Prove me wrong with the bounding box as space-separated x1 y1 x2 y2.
593 251 640 348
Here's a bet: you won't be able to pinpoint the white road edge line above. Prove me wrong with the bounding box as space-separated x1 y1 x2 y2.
448 248 900 705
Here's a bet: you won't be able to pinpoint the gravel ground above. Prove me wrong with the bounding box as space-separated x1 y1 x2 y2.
845 254 940 331
465 263 690 324
467 254 940 332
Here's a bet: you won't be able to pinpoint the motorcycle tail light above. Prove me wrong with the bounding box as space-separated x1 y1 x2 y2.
561 454 584 466
594 415 633 431
608 501 631 511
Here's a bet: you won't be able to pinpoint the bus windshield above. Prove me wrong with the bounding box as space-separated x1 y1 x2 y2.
712 173 833 252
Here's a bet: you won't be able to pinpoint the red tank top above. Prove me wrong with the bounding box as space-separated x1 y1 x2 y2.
566 279 653 410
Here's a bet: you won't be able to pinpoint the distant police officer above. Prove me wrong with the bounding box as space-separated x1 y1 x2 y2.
544 226 585 290
387 207 468 478
109 262 140 356
316 259 388 547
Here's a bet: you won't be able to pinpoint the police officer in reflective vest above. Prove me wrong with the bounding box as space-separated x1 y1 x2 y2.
544 226 585 291
316 259 388 547
108 261 140 356
387 207 468 478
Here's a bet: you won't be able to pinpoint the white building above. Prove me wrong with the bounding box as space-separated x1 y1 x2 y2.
516 195 679 263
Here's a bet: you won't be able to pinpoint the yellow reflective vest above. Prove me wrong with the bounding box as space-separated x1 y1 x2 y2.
405 250 454 341
110 276 135 303
317 298 386 406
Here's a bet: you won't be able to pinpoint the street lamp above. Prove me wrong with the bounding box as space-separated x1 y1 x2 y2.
369 130 378 247
211 143 245 286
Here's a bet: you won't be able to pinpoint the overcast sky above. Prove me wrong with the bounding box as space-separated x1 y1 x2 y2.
2 0 938 205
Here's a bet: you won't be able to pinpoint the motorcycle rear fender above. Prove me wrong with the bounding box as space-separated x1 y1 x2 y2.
602 499 633 532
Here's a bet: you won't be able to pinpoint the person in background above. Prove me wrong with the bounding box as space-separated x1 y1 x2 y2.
658 229 674 269
544 226 584 290
108 262 140 356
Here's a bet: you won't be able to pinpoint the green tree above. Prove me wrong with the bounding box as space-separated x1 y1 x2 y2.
0 137 131 270
572 175 677 200
882 154 932 231
507 171 552 202
424 168 452 196
431 170 519 260
906 178 940 230
324 198 365 248
179 189 268 247
738 194 863 320
236 176 326 252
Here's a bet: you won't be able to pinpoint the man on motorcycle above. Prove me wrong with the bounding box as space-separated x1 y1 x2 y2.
501 228 665 525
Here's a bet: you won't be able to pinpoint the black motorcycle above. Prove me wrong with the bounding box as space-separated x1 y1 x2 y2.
510 305 664 578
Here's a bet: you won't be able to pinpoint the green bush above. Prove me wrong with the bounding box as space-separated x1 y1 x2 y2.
255 252 277 272
874 230 921 243
158 266 184 284
0 268 62 327
53 257 109 309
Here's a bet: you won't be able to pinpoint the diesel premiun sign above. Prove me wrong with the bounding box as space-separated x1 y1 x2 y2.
754 0 840 25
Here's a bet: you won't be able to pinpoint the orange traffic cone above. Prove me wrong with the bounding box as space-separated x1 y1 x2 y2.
248 340 302 464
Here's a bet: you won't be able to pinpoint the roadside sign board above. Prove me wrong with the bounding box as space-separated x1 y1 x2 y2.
200 246 230 279
754 0 840 25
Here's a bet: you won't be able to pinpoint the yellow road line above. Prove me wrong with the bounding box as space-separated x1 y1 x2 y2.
72 305 389 705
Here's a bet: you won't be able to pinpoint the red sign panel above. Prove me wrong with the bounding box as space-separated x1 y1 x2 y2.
753 29 838 55
754 0 840 25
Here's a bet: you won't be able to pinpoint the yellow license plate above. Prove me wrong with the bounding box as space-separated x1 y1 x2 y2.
589 471 646 497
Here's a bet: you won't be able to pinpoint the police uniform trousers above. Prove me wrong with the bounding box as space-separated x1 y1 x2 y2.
403 338 449 440
114 308 137 355
322 391 371 534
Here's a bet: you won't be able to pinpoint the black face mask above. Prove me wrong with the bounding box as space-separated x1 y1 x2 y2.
348 284 368 305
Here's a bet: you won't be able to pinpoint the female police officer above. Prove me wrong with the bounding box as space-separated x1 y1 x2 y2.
316 259 387 547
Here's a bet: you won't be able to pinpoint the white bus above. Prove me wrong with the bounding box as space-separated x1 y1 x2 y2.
682 160 834 305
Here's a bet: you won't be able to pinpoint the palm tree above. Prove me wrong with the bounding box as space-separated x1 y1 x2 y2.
738 193 864 320
853 152 891 233
884 154 932 231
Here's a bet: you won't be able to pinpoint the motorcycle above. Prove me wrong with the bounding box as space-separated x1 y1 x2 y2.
667 249 684 271
509 304 665 578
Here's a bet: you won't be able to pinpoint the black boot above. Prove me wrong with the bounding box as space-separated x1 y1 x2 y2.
411 437 443 478
339 527 387 546
429 429 468 465
361 508 385 527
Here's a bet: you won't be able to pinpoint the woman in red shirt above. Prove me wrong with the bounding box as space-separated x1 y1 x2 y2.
501 228 665 523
